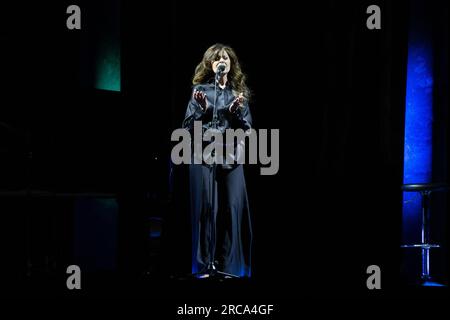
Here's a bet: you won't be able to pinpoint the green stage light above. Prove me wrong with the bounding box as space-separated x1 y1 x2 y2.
95 39 120 92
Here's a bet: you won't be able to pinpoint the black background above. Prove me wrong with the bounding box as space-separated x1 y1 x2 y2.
0 0 448 302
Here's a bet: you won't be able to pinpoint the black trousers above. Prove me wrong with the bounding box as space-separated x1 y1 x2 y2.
189 164 252 277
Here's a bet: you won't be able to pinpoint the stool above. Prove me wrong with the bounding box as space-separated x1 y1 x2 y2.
401 183 448 285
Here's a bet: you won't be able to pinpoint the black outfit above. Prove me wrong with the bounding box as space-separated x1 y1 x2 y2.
183 81 252 277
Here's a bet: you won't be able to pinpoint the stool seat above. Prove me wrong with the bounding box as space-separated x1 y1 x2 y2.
402 183 449 192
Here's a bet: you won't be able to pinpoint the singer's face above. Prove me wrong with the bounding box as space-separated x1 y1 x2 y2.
211 50 231 74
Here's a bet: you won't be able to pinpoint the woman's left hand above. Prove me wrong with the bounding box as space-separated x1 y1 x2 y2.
229 93 245 113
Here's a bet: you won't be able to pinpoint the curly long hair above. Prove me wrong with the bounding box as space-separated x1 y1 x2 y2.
192 43 251 100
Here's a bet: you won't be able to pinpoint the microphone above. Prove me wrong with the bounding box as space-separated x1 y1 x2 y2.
217 63 226 74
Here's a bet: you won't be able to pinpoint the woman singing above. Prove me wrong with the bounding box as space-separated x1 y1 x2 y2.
182 43 252 278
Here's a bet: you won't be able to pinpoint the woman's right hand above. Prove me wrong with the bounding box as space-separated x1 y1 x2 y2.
193 89 208 111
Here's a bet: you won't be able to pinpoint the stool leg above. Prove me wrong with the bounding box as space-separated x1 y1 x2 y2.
421 191 431 280
422 248 430 280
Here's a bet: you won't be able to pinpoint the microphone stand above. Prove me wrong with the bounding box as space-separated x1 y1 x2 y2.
197 70 238 279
